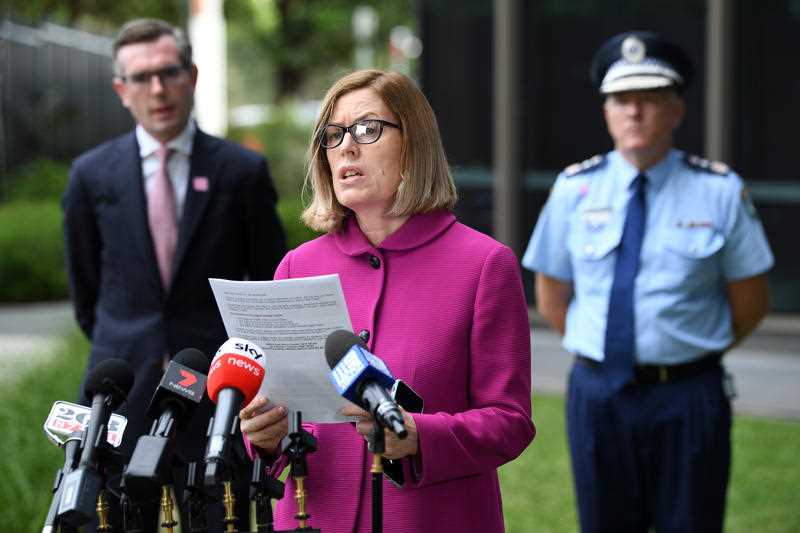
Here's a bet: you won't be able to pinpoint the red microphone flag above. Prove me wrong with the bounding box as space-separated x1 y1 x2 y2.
206 338 266 404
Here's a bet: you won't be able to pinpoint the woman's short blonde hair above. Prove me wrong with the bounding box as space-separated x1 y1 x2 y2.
301 69 457 233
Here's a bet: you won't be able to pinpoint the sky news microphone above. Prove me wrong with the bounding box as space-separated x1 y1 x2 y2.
325 330 407 439
58 358 134 526
204 338 266 485
123 348 209 499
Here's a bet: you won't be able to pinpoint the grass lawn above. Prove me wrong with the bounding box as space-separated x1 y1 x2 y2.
2 328 799 531
500 395 800 532
0 329 88 531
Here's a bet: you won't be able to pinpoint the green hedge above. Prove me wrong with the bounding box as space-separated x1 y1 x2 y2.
0 201 67 302
0 197 317 303
0 153 319 303
2 159 70 202
228 109 312 199
277 196 321 249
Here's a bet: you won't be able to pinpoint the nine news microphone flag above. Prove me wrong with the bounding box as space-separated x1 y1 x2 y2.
42 399 130 531
204 337 266 485
123 348 210 499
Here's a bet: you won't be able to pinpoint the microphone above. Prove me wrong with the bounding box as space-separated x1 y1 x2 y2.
123 348 210 499
58 358 135 526
41 400 129 533
204 338 266 485
42 431 81 533
324 330 407 438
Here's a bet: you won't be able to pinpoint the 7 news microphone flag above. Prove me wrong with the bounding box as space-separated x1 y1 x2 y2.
123 348 210 499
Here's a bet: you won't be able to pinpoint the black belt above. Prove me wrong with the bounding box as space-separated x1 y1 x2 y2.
575 352 723 385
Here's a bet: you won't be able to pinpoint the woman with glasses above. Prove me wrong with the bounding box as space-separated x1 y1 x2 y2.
240 69 534 533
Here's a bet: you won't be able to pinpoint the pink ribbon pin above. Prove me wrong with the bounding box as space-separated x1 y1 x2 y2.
192 176 209 192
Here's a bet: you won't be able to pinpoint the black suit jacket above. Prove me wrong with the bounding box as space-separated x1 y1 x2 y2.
63 128 287 459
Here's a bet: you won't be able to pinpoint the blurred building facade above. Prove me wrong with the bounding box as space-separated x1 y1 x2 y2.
420 0 800 311
0 20 132 183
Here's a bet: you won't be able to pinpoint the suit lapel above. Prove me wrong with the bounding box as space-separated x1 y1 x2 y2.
171 130 221 285
115 133 163 290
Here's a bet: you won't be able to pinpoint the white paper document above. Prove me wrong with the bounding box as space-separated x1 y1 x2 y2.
209 275 353 423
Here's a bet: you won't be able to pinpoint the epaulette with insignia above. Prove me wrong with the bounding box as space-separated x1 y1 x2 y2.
564 154 606 177
683 154 730 176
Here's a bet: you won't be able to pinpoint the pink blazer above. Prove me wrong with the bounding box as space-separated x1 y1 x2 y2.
247 210 534 532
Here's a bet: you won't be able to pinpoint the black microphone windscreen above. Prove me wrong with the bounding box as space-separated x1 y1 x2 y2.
84 358 135 400
324 329 364 369
173 348 210 374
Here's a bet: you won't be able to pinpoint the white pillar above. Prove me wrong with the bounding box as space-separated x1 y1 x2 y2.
189 0 228 136
353 5 378 70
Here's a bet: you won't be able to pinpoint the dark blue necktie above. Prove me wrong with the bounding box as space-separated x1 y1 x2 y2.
604 173 647 389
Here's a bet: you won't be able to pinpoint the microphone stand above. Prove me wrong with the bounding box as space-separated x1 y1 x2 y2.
250 456 285 533
42 433 82 533
92 435 129 532
121 464 180 533
366 422 385 533
120 476 147 533
96 489 112 532
204 397 249 533
222 479 238 533
160 484 178 532
276 411 320 533
183 461 209 533
91 445 128 533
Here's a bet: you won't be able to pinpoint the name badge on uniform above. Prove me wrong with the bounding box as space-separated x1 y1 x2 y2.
675 219 714 229
581 208 612 230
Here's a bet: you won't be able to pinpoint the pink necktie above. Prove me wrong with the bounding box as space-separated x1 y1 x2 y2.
148 145 178 290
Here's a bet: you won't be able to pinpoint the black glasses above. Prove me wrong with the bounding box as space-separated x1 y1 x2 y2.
120 64 187 87
320 119 401 149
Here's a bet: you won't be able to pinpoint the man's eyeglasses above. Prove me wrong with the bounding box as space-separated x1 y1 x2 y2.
320 119 401 149
120 64 187 87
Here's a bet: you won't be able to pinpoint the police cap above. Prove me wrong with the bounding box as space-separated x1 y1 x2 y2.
589 31 693 94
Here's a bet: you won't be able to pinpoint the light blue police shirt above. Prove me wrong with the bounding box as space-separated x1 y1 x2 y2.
522 149 774 365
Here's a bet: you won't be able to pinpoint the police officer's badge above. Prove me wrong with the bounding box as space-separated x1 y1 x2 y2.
741 186 758 218
621 36 646 63
564 154 605 177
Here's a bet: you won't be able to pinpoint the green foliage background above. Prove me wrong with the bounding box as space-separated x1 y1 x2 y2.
0 0 418 295
0 200 67 302
0 160 319 303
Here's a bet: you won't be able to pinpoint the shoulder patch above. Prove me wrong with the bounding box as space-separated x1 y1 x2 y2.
741 186 759 219
683 154 730 176
564 154 606 177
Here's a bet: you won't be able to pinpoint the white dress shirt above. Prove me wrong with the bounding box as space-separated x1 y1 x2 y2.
136 120 196 220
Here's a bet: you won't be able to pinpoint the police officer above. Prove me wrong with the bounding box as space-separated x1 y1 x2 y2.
522 31 773 533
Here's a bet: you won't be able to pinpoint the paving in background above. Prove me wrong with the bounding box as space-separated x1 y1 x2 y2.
0 302 73 385
531 312 800 421
0 301 798 420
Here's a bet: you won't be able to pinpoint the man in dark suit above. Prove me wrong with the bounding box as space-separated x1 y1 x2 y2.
62 18 286 530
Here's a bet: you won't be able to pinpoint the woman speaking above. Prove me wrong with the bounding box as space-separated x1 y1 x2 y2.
240 69 535 532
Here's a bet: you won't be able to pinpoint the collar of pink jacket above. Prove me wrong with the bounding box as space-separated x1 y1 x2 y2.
334 209 456 256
